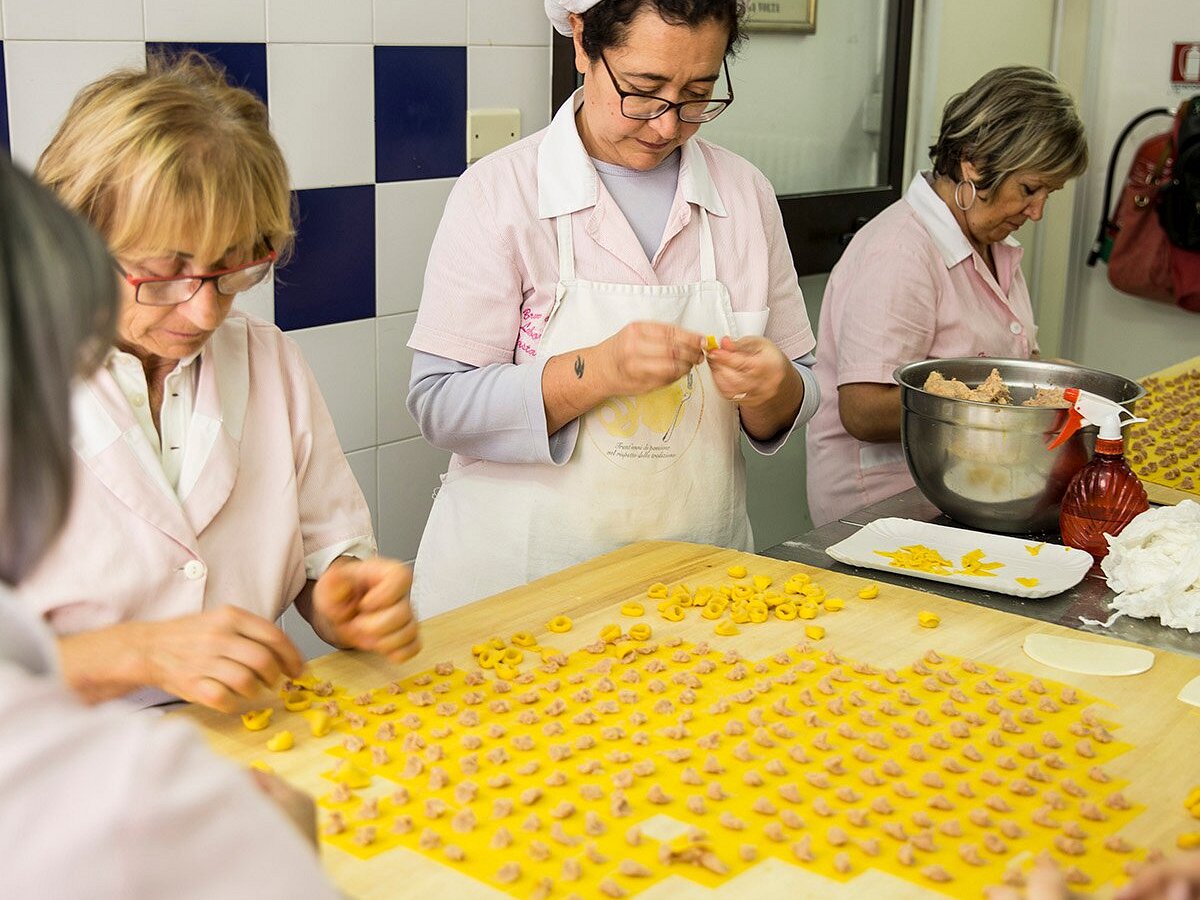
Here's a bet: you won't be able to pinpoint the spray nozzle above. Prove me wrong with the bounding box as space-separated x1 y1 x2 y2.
1046 387 1146 449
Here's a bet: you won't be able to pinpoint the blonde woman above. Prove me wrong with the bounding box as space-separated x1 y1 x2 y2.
0 155 337 899
806 66 1088 527
18 53 419 712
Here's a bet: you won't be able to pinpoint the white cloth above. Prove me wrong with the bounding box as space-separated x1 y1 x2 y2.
545 0 603 35
0 592 337 899
411 205 754 617
1091 500 1200 632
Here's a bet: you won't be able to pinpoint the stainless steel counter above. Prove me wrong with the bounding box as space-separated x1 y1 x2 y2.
762 488 1199 659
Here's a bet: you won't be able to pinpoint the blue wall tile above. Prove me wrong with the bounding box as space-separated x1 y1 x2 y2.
0 43 9 154
375 46 466 182
276 185 375 331
147 42 269 107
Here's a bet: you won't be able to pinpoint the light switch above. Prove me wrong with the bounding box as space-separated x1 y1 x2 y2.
467 108 522 164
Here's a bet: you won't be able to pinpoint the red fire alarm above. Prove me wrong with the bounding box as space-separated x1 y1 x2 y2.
1171 42 1200 86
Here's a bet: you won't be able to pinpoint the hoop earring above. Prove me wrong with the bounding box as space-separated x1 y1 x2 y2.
954 180 977 212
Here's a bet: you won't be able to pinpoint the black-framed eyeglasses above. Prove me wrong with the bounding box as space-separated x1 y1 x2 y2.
599 53 734 124
117 250 277 307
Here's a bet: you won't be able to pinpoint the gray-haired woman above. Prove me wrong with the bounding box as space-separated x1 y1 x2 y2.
806 65 1088 527
0 157 337 898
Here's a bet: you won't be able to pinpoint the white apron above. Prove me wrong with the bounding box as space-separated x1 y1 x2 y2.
412 208 758 617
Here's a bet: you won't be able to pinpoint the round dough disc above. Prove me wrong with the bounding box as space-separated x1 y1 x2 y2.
1022 633 1154 676
1179 675 1200 708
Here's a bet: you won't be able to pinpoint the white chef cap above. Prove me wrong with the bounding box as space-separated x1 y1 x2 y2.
544 0 605 37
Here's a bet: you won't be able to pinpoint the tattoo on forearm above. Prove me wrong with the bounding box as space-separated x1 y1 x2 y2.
574 355 585 379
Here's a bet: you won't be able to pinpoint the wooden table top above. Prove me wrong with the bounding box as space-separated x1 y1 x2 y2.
176 541 1200 899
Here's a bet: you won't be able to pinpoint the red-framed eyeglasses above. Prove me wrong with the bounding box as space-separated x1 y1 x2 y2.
120 250 278 306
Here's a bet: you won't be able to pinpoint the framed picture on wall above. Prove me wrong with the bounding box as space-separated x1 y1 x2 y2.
744 0 817 34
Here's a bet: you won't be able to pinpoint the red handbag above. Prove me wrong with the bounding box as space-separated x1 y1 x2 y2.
1105 129 1174 302
1089 100 1200 312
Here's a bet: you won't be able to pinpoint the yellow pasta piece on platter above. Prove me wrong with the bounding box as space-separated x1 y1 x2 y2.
1186 787 1200 809
249 760 273 774
660 604 686 622
267 730 295 752
774 603 798 621
1026 543 1045 557
918 610 941 628
620 602 644 617
647 582 669 599
628 623 652 641
494 663 520 680
714 619 740 636
730 606 751 625
823 598 845 612
1016 577 1040 588
726 564 748 579
487 636 506 650
476 649 498 669
748 606 769 624
509 631 536 647
547 615 573 633
598 624 622 643
241 708 273 731
701 601 725 620
804 625 825 641
798 605 818 621
1178 832 1200 850
857 583 880 600
752 575 772 591
470 643 488 656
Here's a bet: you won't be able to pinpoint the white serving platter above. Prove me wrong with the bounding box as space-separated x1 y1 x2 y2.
825 517 1094 599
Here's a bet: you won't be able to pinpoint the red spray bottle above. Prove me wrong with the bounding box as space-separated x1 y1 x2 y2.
1049 388 1149 560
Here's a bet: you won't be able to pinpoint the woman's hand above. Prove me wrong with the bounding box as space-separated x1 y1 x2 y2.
1114 851 1200 900
707 335 804 441
706 335 790 405
542 321 705 434
248 769 319 848
59 608 306 711
310 557 420 664
599 321 705 397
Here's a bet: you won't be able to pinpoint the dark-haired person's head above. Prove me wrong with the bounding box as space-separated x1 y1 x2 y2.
0 159 117 584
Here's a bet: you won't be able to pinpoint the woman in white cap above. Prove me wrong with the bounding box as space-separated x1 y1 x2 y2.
406 0 818 614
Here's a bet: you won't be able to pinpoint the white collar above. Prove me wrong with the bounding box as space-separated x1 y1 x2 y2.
904 172 1020 268
105 344 203 375
537 88 727 220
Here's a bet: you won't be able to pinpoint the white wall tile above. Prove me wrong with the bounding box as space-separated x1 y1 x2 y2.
268 43 374 189
0 2 5 39
288 318 377 453
377 437 449 562
345 446 379 536
279 604 337 660
375 178 453 316
468 45 552 137
5 41 145 170
268 0 373 43
234 279 274 324
377 313 419 444
145 0 267 42
468 0 551 47
375 0 466 45
4 0 142 40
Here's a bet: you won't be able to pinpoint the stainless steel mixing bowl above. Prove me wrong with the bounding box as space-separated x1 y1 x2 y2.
894 358 1145 534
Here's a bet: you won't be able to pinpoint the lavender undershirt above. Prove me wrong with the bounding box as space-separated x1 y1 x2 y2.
407 150 819 465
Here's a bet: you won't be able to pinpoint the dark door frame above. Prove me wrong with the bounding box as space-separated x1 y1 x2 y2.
550 0 915 277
